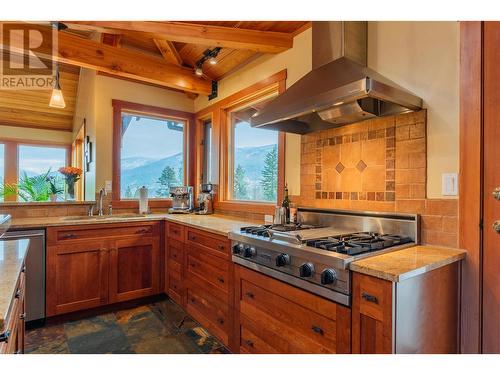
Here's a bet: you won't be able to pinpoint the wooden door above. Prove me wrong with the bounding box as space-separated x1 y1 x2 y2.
482 21 500 353
108 236 160 303
46 241 109 316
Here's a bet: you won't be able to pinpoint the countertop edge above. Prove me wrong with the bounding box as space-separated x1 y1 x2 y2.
350 247 467 282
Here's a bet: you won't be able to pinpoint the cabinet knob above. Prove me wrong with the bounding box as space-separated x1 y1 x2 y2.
361 292 378 304
218 277 225 284
15 288 21 299
217 318 224 325
245 292 254 299
20 313 26 320
311 325 324 335
217 244 225 250
244 339 254 348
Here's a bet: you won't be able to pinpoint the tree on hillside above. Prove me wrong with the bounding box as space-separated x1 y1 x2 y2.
157 166 178 196
234 164 248 200
124 185 134 198
260 145 278 201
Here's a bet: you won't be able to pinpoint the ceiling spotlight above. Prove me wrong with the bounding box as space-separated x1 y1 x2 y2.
194 47 222 76
208 56 217 65
194 66 203 77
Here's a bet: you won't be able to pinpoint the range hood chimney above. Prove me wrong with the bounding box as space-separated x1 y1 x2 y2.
250 22 423 134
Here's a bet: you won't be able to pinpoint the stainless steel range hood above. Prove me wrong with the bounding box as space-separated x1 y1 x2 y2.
250 22 423 134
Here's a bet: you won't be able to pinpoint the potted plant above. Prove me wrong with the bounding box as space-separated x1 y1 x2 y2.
1 170 52 202
46 175 64 202
58 167 82 201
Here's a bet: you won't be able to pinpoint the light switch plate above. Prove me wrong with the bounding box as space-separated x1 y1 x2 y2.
442 173 458 196
105 180 112 193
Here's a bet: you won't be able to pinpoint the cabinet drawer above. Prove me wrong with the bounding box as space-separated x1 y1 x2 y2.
1 295 20 354
186 286 229 345
185 229 229 258
167 239 184 264
49 223 157 244
240 316 280 354
186 247 230 296
168 273 183 306
166 222 184 241
356 274 392 321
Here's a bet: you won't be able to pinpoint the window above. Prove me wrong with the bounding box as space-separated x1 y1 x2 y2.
17 145 68 202
0 144 4 202
230 102 279 203
203 120 213 184
119 112 185 199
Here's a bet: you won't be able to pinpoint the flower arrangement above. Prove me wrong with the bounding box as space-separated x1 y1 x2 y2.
58 167 82 201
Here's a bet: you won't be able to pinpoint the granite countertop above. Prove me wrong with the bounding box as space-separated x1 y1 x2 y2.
0 238 29 332
349 245 467 282
9 213 261 237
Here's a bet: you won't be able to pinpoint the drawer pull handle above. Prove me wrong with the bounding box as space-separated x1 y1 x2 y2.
20 313 26 320
15 349 22 354
218 277 225 283
190 235 197 241
62 233 77 239
135 228 149 234
217 244 225 250
190 263 196 268
245 292 254 299
21 265 26 273
244 339 254 348
361 292 378 304
15 289 21 299
217 318 225 325
190 298 196 303
312 326 324 335
0 330 10 343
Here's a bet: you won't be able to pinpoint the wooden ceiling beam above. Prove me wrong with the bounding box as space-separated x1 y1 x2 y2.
153 39 183 66
1 24 211 95
64 21 294 53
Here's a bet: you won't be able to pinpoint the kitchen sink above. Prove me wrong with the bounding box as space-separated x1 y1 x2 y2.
60 214 147 221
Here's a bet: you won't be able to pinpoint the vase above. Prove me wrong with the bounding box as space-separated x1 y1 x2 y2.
66 182 76 201
50 194 58 202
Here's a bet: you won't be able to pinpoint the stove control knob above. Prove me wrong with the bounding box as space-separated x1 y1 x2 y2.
232 243 244 255
320 269 337 285
244 246 256 258
299 263 315 278
275 253 290 267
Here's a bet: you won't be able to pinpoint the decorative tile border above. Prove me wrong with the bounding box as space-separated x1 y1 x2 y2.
314 126 396 201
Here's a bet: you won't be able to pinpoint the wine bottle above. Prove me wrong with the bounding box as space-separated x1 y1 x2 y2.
281 183 291 224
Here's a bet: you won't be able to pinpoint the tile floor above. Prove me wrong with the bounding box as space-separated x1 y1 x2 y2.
25 298 229 354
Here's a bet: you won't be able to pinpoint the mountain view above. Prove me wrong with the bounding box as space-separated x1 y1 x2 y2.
120 144 278 201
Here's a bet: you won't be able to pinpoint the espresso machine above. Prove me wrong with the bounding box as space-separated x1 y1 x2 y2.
195 183 214 215
168 186 193 214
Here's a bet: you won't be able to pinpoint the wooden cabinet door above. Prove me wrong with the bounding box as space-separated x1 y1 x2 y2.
352 272 394 354
108 236 160 303
46 241 109 317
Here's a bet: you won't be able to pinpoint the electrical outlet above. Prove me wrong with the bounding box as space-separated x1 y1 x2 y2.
442 173 458 196
264 214 274 224
105 180 112 193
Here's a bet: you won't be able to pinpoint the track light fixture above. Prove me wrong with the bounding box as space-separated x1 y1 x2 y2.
194 47 222 77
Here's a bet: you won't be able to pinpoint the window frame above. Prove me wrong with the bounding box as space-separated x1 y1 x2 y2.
111 99 195 209
0 138 71 202
195 70 287 215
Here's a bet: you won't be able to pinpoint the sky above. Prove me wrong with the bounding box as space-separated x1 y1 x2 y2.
18 145 66 176
234 121 278 148
121 116 184 159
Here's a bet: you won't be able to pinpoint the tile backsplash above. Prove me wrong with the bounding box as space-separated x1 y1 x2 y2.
293 109 459 248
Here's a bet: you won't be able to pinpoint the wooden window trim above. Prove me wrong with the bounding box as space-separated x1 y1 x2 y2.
111 99 195 209
0 138 71 202
195 70 287 215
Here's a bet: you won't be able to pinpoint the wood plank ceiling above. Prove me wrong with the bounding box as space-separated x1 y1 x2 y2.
0 21 309 133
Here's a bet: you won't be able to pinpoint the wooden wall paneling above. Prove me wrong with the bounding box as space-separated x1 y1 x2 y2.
481 21 500 354
459 21 483 354
3 141 18 202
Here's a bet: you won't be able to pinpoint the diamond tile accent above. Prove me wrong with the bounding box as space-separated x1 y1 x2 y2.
335 162 345 174
356 160 367 172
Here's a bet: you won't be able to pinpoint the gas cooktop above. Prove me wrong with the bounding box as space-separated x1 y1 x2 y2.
229 208 420 306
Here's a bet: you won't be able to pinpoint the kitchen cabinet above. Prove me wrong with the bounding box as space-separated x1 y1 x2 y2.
233 264 351 354
352 263 460 354
46 221 161 317
165 223 234 347
0 263 26 354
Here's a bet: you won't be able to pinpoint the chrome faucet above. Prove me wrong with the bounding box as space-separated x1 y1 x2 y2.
97 188 107 216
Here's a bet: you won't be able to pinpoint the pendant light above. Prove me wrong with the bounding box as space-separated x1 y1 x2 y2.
49 64 66 108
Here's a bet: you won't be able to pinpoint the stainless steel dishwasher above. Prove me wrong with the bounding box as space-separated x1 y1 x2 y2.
1 230 46 325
